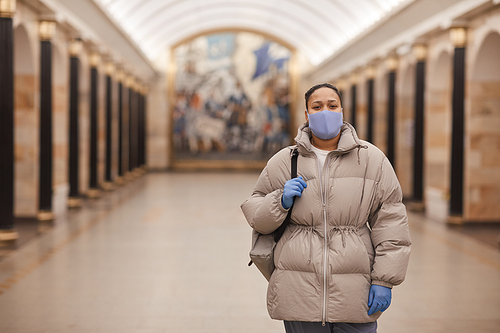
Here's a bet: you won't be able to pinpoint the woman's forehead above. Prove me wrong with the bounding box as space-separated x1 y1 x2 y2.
310 87 340 101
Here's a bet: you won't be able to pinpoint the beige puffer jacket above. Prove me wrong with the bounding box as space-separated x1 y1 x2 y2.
241 122 411 324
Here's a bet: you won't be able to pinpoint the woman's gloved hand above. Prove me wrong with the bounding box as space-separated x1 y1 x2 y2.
281 176 307 209
368 285 392 315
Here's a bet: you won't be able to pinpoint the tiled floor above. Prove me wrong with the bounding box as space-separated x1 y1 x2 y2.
0 173 499 333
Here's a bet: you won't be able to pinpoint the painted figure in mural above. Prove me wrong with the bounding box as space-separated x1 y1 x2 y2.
173 91 189 151
226 81 252 152
260 71 291 154
241 83 411 333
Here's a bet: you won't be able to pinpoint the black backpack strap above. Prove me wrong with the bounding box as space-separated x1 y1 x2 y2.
274 147 299 242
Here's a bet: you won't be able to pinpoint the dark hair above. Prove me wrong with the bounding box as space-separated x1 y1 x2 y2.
305 83 343 110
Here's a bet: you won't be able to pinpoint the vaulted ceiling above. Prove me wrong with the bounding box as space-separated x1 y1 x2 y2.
94 0 410 66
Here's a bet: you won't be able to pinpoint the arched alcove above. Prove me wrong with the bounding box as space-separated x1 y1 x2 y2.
397 65 415 197
472 32 500 81
13 24 37 217
467 31 500 221
425 51 452 222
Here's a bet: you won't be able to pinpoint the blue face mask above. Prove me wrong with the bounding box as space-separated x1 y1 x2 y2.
307 109 343 140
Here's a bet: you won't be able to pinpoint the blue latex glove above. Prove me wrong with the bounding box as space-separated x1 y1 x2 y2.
368 285 392 315
281 176 307 209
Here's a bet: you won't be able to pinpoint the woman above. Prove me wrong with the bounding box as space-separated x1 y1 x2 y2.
241 83 411 333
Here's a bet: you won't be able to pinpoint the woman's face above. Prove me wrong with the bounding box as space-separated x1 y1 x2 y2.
305 87 342 121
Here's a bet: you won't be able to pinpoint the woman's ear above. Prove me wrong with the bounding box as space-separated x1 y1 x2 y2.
304 110 309 122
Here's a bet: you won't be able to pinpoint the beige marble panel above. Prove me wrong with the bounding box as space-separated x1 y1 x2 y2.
374 100 387 153
357 104 367 141
425 90 451 195
53 85 68 188
465 81 500 221
426 163 448 191
79 89 90 194
15 75 35 109
14 75 38 217
396 96 414 197
147 77 169 169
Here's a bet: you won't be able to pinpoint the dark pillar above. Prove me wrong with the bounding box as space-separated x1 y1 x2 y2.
387 70 396 168
128 84 135 173
0 3 18 239
137 89 144 168
38 21 56 221
413 54 426 206
68 40 81 208
88 54 100 198
366 78 374 143
350 84 357 129
450 38 466 219
116 74 124 184
103 65 113 190
141 89 147 169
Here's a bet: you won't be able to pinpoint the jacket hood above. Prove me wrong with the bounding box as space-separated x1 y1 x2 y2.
295 121 366 156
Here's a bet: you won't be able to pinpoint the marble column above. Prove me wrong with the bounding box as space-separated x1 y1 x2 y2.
0 0 18 240
37 21 56 221
412 45 427 208
115 70 124 184
386 56 398 168
88 53 100 198
102 62 114 191
449 28 467 221
68 39 82 208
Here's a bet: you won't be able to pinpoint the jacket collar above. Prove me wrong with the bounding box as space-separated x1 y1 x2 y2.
294 121 364 156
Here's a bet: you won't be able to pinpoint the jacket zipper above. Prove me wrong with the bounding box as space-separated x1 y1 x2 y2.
317 155 330 326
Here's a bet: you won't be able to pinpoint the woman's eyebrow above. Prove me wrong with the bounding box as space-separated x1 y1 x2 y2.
312 99 338 104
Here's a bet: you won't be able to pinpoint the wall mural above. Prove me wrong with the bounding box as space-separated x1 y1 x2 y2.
171 31 293 168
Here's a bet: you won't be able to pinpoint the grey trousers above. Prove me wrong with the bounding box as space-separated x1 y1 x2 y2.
284 321 377 333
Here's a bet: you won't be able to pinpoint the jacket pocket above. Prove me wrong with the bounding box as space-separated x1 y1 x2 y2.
329 229 371 275
276 226 317 273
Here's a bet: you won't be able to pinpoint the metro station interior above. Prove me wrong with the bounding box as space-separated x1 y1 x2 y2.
0 0 499 332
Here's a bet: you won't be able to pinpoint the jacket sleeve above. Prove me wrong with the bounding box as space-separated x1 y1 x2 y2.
369 157 411 288
240 165 290 235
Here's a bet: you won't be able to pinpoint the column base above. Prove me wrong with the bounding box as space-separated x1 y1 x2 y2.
408 201 425 212
133 168 143 177
87 188 101 199
115 176 125 186
447 215 464 225
68 197 82 208
0 230 19 241
124 172 135 181
102 182 115 191
37 210 55 221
